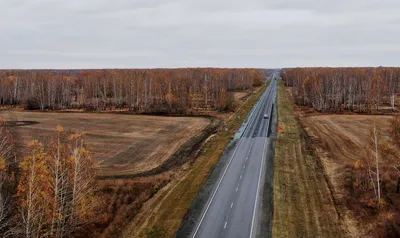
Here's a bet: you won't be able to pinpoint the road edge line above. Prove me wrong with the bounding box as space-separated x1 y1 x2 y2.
191 138 243 238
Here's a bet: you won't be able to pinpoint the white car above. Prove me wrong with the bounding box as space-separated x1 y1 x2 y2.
263 114 269 119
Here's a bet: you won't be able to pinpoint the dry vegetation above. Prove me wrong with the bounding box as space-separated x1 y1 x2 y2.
280 67 400 237
0 111 212 237
0 111 209 176
273 79 342 237
0 68 269 238
0 68 264 113
123 83 269 238
302 115 400 237
283 67 400 113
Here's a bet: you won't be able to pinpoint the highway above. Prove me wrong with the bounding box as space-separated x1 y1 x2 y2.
191 76 277 238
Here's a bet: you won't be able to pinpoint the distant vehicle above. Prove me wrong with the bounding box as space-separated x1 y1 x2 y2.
263 114 269 119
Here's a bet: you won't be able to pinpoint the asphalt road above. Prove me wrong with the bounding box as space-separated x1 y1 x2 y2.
191 77 277 238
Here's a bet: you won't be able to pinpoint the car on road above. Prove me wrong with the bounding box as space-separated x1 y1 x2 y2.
263 114 269 119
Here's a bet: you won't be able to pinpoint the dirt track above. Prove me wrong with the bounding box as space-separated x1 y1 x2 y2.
0 111 210 176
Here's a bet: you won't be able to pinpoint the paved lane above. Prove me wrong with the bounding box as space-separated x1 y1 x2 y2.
192 76 277 238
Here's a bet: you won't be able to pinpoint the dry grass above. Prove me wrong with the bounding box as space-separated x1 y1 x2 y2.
0 111 209 176
73 173 172 237
302 115 392 201
303 115 392 165
123 83 269 238
302 114 400 237
232 91 249 104
273 79 342 238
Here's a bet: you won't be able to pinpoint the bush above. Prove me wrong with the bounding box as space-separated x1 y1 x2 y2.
24 98 40 110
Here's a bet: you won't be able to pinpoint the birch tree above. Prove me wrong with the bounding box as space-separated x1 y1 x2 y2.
0 158 11 233
370 123 382 203
49 125 69 238
66 133 96 235
17 141 52 238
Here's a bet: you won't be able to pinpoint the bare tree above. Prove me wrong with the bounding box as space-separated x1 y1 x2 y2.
0 179 11 233
371 123 381 202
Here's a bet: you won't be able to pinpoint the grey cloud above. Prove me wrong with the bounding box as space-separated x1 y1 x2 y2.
0 0 399 68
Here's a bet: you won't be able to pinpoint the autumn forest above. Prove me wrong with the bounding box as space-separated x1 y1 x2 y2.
282 67 400 112
0 68 265 114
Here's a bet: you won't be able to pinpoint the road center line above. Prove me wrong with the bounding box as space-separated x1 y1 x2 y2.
231 202 234 208
236 187 238 192
224 222 227 229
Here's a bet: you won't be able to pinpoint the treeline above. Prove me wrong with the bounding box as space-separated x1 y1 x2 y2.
0 123 97 237
0 68 265 113
282 67 400 112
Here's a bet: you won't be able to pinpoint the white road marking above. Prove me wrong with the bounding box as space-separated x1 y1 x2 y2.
243 165 246 169
240 175 242 179
191 139 243 238
250 137 268 238
246 157 249 160
242 89 268 137
231 202 234 208
192 83 276 238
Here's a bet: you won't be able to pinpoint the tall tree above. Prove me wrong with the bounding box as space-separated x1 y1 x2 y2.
17 140 52 238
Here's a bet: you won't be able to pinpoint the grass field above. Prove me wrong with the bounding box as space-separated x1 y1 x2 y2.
273 79 342 237
0 111 209 176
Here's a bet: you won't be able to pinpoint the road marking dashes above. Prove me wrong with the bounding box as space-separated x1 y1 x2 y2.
231 202 233 208
236 187 238 192
243 165 246 169
224 221 227 229
240 175 242 179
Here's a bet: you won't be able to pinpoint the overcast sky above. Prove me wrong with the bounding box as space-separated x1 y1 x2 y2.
1 0 399 69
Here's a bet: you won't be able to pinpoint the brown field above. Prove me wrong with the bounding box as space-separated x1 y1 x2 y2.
302 114 399 237
301 114 393 202
0 111 210 176
303 115 392 166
